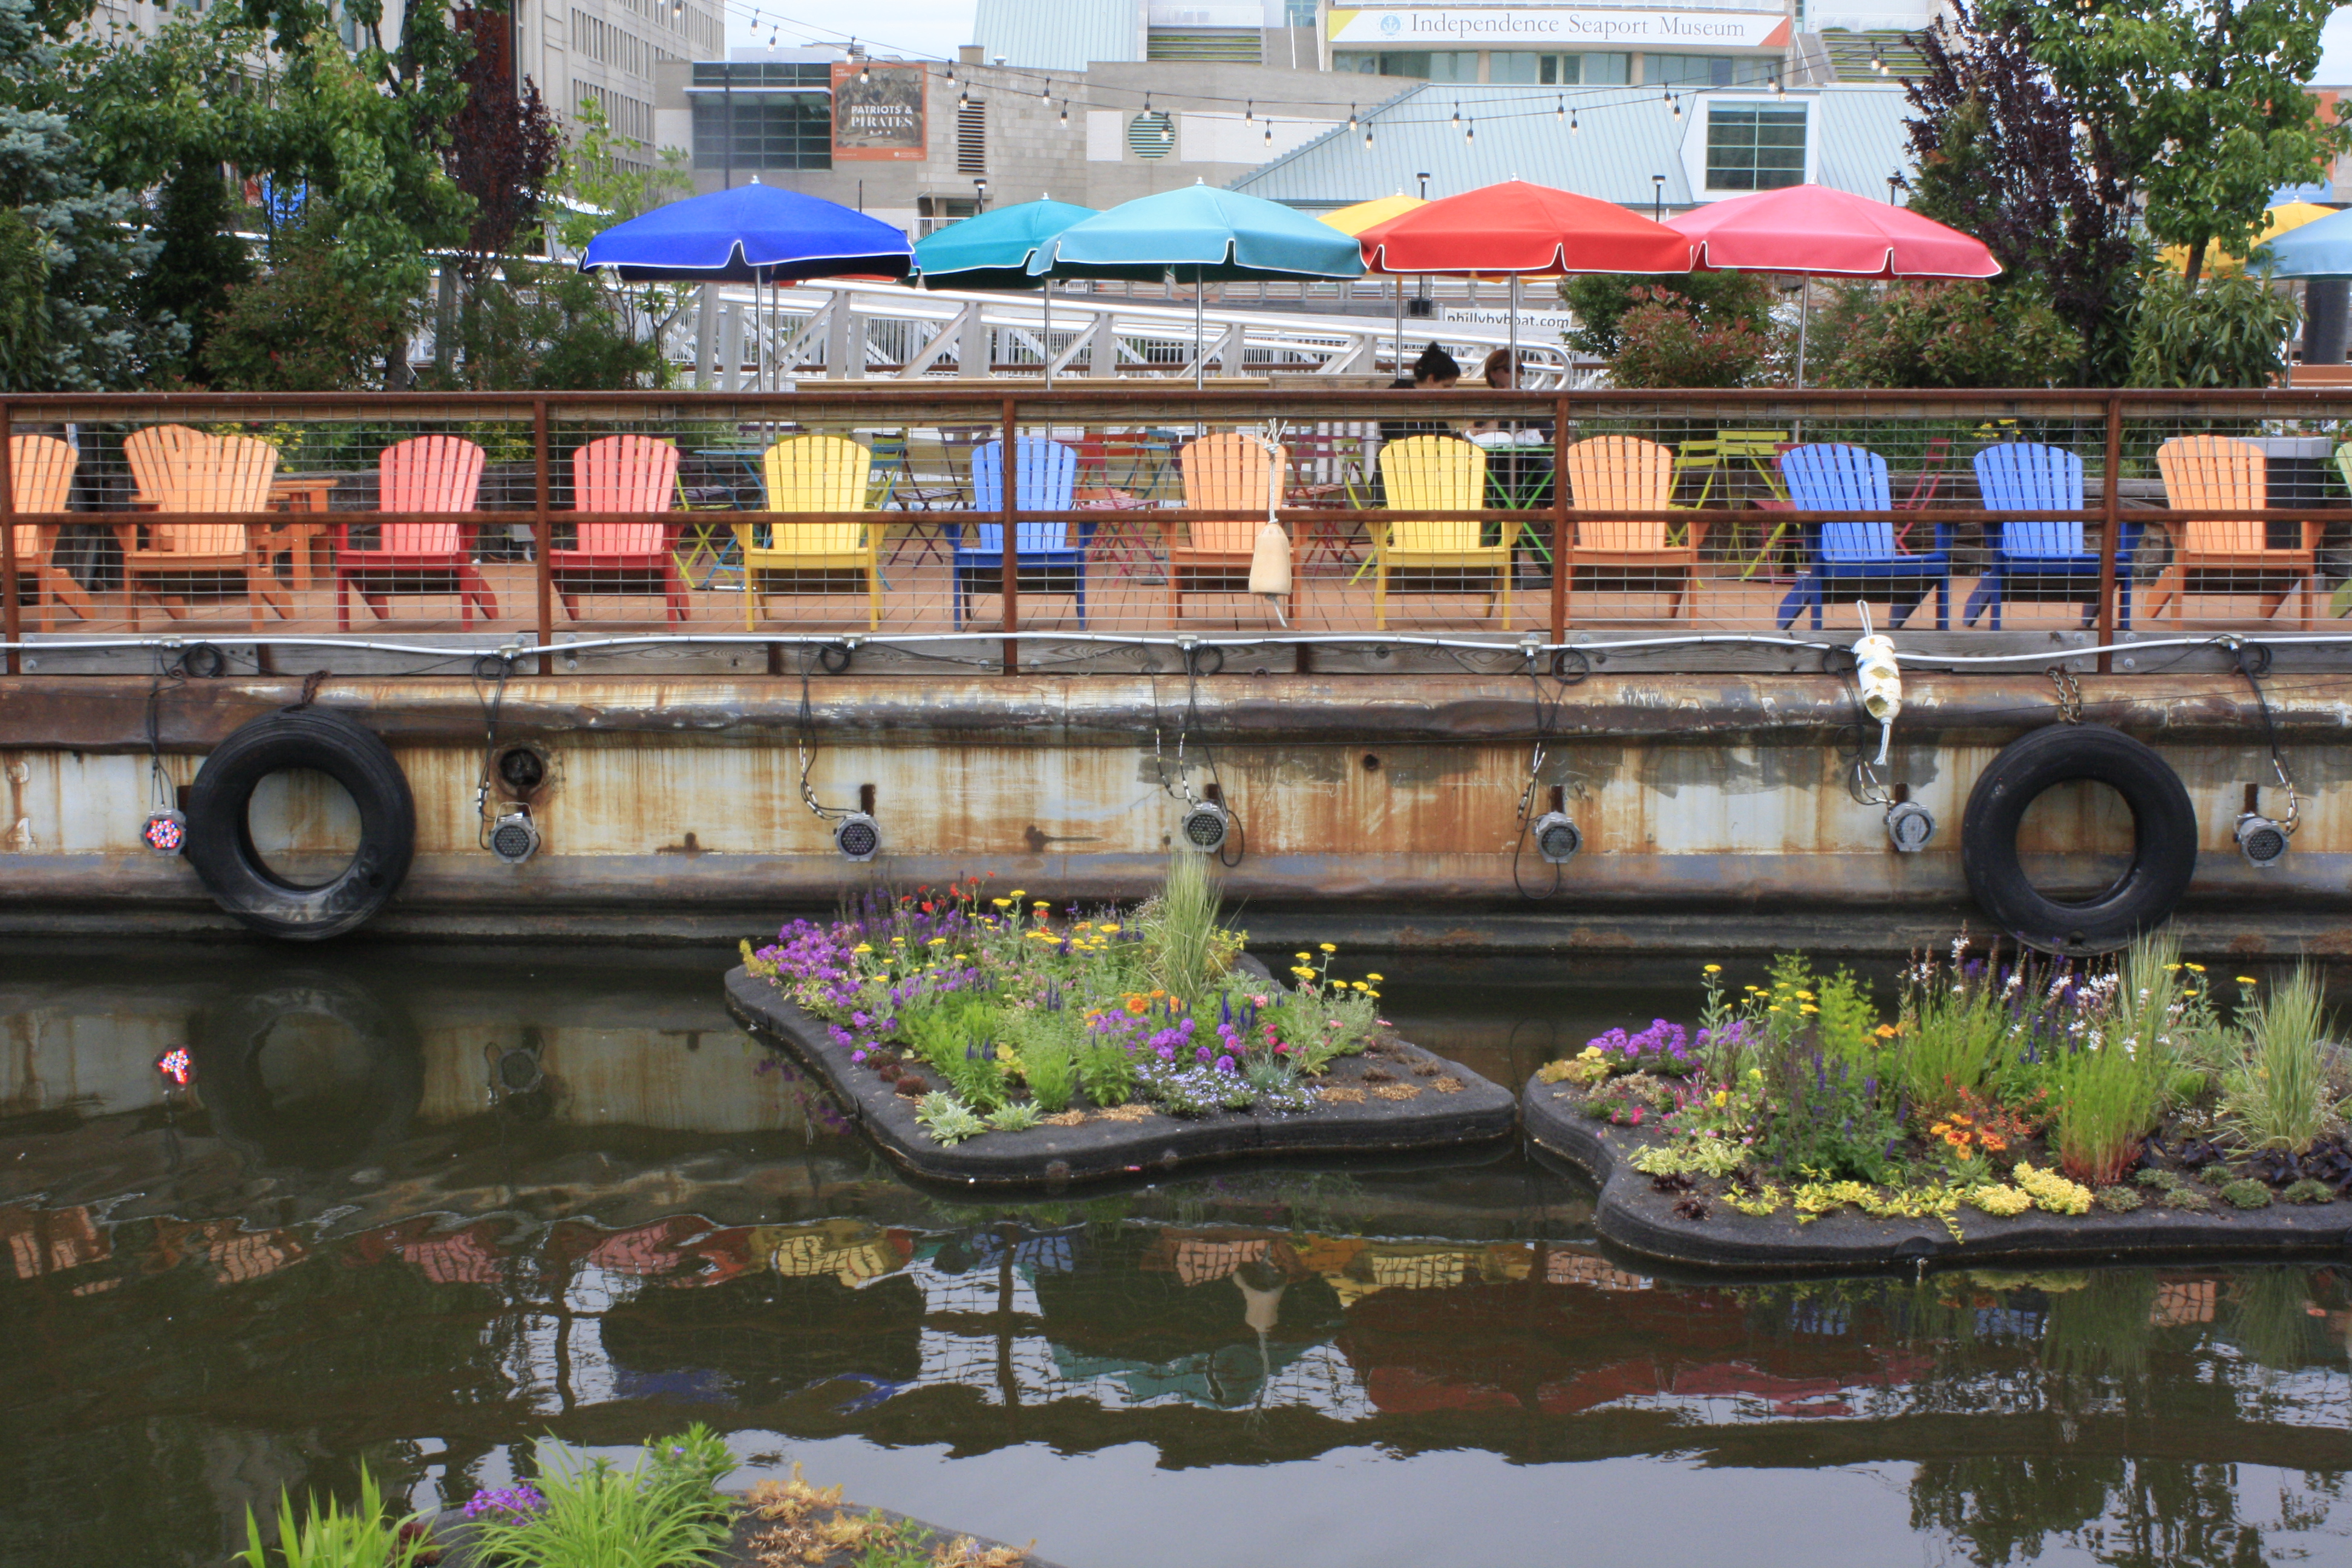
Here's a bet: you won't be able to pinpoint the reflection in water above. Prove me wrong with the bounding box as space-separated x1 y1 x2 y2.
1 946 2350 1567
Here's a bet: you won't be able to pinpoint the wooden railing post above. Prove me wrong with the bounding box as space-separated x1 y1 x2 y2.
534 399 554 675
1000 394 1019 675
0 400 18 675
1550 390 1570 644
2096 393 2122 675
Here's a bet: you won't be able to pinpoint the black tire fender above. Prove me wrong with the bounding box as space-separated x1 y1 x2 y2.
185 708 415 941
1961 723 2197 955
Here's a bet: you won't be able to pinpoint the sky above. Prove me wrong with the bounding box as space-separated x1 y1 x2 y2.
724 0 978 60
723 5 2352 86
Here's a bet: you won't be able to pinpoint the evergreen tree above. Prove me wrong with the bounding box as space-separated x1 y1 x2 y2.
138 155 253 383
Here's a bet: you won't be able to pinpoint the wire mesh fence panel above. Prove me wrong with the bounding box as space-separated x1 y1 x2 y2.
11 387 2352 665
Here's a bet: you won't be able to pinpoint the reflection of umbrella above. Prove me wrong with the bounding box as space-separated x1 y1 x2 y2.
913 199 1098 385
1321 195 1428 374
1031 182 1365 387
1668 183 1999 386
1358 180 1692 381
2171 202 2336 275
581 178 914 388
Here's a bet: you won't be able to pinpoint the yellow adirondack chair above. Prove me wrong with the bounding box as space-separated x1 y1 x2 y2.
116 427 287 628
1170 432 1292 624
8 433 97 632
2149 435 2321 627
1562 436 1706 621
737 435 880 630
1374 435 1514 629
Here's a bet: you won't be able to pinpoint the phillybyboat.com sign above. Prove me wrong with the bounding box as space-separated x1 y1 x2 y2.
1329 7 1792 48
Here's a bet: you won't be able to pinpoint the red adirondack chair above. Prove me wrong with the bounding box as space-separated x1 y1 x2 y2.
335 435 498 629
549 434 687 622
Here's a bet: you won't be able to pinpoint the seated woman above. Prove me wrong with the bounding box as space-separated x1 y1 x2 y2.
1468 349 1554 512
1379 342 1462 445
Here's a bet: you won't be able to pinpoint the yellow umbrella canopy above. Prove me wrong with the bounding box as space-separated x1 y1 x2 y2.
1319 193 1426 237
2164 202 2337 275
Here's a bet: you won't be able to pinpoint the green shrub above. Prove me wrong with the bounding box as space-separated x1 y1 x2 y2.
1563 272 1781 360
2220 1178 2274 1210
1816 279 2083 389
2135 1166 2182 1191
2281 1178 2336 1204
1607 289 1783 388
237 1465 430 1568
2160 1186 2212 1212
2094 1185 2144 1213
1077 1037 1134 1108
985 1100 1043 1132
1141 851 1225 1007
2222 967 2336 1154
2128 267 2297 388
462 1428 735 1568
1006 1009 1081 1112
914 1093 986 1145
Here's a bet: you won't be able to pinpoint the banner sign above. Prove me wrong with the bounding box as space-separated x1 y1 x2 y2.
1328 8 1792 48
832 62 926 161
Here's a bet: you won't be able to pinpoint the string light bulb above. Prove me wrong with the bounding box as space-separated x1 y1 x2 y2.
1363 124 1374 148
1452 101 1461 127
1040 77 1050 98
1556 96 1564 122
1570 110 1579 133
1347 102 1358 132
959 86 969 106
1245 99 1254 122
1466 118 1475 144
1059 100 1068 126
1671 94 1681 120
1263 120 1273 146
1774 74 1786 100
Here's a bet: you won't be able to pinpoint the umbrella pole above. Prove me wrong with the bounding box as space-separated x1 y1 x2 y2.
1195 276 1206 391
1043 278 1053 390
1393 275 1403 375
1795 276 1811 391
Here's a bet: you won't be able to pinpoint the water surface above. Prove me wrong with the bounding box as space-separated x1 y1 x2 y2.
1 942 2347 1567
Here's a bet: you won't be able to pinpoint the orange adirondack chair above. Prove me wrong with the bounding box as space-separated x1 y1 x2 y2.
8 434 97 632
549 435 687 622
2148 435 2321 628
335 435 498 629
1561 436 1705 621
1169 432 1292 623
116 426 288 629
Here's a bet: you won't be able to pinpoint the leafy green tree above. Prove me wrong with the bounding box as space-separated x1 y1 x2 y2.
137 156 255 382
0 0 177 388
1988 0 2348 284
1815 279 2084 389
2127 267 2299 387
1606 284 1785 388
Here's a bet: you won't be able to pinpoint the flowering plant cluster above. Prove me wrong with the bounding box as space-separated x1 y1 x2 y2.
462 1485 547 1524
746 873 1387 1141
1544 930 2343 1231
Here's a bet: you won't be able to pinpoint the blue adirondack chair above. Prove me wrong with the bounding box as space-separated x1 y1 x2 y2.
1962 442 2138 630
1775 443 1952 631
948 438 1096 628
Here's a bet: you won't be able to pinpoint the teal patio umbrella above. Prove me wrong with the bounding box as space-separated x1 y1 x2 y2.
2252 206 2352 277
1028 182 1366 386
913 199 1098 385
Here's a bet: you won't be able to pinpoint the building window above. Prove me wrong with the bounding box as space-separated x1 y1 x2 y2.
690 94 832 170
1281 0 1316 23
956 100 987 173
1704 103 1807 190
1538 52 1631 85
690 60 833 88
1489 51 1541 84
1127 109 1175 158
1146 28 1263 62
1424 50 1478 82
1645 54 1779 89
1332 49 1476 80
575 81 653 142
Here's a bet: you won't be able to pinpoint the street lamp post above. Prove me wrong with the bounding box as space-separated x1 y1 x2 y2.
1651 174 1665 222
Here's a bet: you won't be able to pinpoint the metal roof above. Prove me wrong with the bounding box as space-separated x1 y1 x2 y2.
972 0 1143 71
1232 82 1918 212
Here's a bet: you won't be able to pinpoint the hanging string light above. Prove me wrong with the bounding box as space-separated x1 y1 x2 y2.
1670 94 1681 120
1245 99 1254 122
1059 100 1069 126
1556 95 1564 122
1263 119 1273 146
1451 101 1462 128
1570 109 1579 133
1465 117 1475 145
1774 73 1786 101
1362 123 1374 149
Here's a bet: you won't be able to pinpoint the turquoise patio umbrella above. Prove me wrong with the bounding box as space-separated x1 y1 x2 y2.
913 199 1098 385
2252 206 2352 276
1029 182 1367 386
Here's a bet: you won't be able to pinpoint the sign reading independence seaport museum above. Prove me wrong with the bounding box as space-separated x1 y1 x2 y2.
1327 7 1793 48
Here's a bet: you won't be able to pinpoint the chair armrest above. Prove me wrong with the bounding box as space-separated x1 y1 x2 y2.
2303 517 2328 552
1932 520 1955 555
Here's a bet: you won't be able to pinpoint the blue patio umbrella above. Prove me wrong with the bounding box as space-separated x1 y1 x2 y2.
2249 209 2352 386
913 199 1099 385
581 179 913 388
1029 183 1365 385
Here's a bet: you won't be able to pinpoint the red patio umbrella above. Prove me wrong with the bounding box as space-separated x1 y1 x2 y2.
1357 180 1693 376
1667 184 1999 384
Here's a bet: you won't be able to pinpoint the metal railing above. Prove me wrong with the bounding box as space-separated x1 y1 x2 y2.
7 385 2352 676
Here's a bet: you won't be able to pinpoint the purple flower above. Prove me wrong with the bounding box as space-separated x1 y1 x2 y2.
463 1485 547 1523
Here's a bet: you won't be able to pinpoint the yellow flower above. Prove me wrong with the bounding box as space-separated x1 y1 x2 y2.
1291 967 1315 979
1034 900 1050 909
927 937 947 947
1874 1024 1897 1039
1319 943 1337 953
853 942 872 955
1295 952 1311 962
1713 1091 1729 1107
1800 1004 1819 1014
2186 962 2206 973
991 898 1011 909
1010 889 1026 899
1795 990 1815 1001
1350 981 1367 991
890 935 906 944
1100 924 1120 935
1704 964 1723 974
2235 975 2259 985
1366 972 1384 983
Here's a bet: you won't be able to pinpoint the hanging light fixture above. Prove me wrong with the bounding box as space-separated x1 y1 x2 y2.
1671 94 1682 120
1569 110 1579 133
959 85 969 106
1774 73 1787 101
1059 100 1068 126
1451 101 1461 127
1347 102 1358 132
1465 117 1475 145
1245 99 1254 122
1363 124 1373 148
1556 95 1564 122
1263 119 1273 146
1039 77 1051 98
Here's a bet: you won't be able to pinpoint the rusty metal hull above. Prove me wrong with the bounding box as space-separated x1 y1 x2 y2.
4 673 2350 953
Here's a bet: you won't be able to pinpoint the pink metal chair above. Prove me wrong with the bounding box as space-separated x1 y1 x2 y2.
334 435 498 629
549 434 687 622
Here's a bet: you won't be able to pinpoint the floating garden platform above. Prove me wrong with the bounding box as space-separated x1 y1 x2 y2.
1521 942 2352 1275
723 867 1514 1187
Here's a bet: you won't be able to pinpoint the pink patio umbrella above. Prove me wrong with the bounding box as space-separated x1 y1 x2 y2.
1668 184 2000 385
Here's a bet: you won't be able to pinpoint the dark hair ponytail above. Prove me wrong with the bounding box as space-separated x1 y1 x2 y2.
1412 342 1461 382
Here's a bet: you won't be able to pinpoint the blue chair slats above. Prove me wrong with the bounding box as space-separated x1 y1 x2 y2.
948 438 1095 628
1775 443 1953 631
1962 443 2137 630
